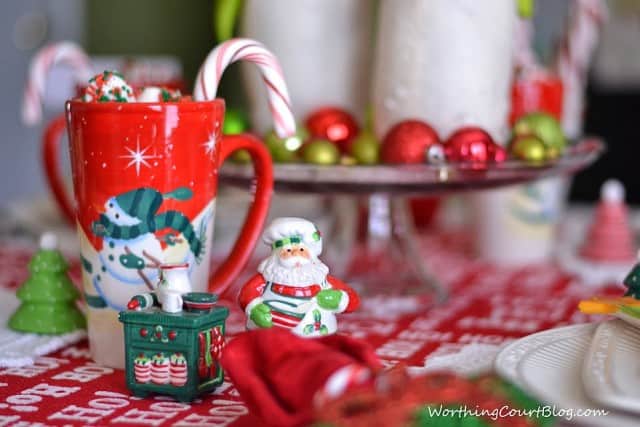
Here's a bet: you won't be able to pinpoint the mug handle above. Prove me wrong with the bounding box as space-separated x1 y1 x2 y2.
209 133 274 294
43 113 76 225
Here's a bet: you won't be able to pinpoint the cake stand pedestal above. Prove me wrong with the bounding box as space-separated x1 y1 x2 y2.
221 138 604 303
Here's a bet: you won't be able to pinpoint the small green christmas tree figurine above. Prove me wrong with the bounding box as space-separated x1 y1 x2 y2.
8 233 86 334
623 258 640 299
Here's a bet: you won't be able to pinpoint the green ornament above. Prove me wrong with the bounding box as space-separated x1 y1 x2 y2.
517 0 535 18
302 139 340 165
350 131 380 165
231 150 252 164
364 104 375 132
8 233 85 334
264 127 308 163
223 108 249 136
513 112 567 154
223 108 250 163
511 135 547 163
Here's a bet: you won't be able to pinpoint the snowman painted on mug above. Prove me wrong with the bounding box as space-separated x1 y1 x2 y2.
82 186 210 311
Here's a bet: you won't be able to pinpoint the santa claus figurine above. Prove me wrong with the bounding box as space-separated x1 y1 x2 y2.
238 217 359 337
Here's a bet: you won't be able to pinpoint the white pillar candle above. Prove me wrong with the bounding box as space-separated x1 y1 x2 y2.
241 0 374 134
372 0 516 142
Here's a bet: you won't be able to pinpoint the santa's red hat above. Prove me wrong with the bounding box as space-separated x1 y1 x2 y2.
221 328 381 427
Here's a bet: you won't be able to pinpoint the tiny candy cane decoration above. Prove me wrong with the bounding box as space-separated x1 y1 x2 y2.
193 38 296 138
555 0 607 138
22 41 92 126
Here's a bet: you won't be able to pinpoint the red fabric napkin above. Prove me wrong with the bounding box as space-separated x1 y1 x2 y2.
221 328 382 427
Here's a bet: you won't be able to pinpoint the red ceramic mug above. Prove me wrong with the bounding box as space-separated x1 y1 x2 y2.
65 98 272 368
44 80 187 224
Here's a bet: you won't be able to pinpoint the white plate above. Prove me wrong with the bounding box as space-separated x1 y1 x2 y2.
583 320 640 413
615 311 640 329
495 324 638 427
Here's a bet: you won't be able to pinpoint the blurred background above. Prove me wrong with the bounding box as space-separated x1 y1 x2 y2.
1 0 639 205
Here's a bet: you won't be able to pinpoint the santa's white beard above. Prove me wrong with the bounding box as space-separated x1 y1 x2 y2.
258 252 329 286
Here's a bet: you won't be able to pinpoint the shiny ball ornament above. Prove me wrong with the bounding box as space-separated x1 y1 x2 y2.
302 139 341 165
223 108 249 135
511 135 547 163
381 120 441 164
225 108 251 163
513 112 566 153
350 131 380 165
305 107 360 154
444 127 505 164
264 127 308 163
340 155 357 166
231 149 252 164
492 145 508 163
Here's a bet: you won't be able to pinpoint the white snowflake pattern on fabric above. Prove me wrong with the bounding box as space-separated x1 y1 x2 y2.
358 296 422 319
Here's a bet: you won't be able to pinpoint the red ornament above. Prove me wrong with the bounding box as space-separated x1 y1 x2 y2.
139 328 148 337
168 331 177 341
305 107 359 153
492 145 508 163
381 120 441 164
444 127 505 166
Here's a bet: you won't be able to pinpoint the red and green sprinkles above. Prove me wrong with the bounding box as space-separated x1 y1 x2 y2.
83 70 136 103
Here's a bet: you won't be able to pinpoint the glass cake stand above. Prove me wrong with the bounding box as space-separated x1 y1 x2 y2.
220 138 604 303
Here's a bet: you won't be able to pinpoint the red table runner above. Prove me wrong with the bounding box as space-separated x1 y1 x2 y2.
0 232 615 426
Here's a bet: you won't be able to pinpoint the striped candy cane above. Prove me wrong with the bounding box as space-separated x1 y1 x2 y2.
22 41 92 126
194 38 296 138
314 364 372 407
555 0 607 138
514 17 540 74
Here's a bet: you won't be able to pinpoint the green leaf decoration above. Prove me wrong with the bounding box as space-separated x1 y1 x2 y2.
303 324 314 335
214 0 244 41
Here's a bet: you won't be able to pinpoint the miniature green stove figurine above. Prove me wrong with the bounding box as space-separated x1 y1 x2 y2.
118 264 228 402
